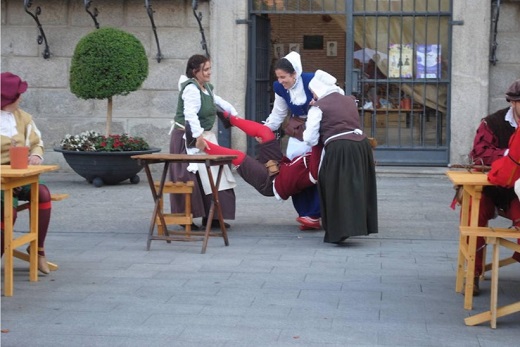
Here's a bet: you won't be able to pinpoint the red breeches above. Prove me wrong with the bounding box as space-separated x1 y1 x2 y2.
1 184 52 257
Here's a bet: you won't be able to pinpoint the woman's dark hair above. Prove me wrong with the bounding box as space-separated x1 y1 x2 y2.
186 54 210 78
274 58 295 74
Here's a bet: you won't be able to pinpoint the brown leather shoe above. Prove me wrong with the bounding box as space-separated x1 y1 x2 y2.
38 256 51 275
27 246 51 274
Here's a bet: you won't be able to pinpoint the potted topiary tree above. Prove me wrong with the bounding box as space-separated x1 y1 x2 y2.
55 27 160 187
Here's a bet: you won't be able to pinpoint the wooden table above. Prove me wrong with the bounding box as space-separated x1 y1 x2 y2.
132 153 236 254
446 170 492 310
1 164 58 296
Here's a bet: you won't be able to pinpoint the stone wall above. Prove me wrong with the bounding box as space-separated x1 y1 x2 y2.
2 0 519 170
450 1 520 164
1 0 248 171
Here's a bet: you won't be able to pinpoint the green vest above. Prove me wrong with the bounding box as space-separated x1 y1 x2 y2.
175 79 217 131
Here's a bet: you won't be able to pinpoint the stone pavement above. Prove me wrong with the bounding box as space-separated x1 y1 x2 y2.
1 167 519 347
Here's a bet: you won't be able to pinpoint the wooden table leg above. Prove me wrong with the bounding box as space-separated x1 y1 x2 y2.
464 235 477 310
490 238 499 328
3 188 15 297
463 187 482 310
28 181 39 282
2 180 39 296
213 165 229 246
143 162 171 250
456 189 471 293
465 302 520 327
201 163 229 254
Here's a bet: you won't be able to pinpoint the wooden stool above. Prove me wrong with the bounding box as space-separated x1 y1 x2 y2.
460 226 520 328
154 181 194 237
12 193 69 271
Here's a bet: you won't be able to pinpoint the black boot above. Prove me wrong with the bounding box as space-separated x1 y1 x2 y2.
216 106 232 129
202 217 231 229
183 222 200 231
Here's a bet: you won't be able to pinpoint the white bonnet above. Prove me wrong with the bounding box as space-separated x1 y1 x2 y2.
283 51 302 78
309 69 339 99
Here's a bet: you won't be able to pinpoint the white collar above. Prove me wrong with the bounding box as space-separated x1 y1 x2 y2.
0 110 18 137
505 107 517 128
288 76 307 106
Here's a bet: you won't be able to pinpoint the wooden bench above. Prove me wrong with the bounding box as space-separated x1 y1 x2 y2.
479 210 517 277
460 226 520 328
12 193 69 271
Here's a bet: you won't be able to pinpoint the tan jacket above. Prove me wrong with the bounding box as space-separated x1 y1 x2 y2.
1 108 44 164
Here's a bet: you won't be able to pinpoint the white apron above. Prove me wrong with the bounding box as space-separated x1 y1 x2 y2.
185 131 236 195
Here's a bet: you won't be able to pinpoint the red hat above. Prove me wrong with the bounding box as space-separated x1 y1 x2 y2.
1 72 28 108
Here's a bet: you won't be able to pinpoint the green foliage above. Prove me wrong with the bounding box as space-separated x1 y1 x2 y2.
70 27 149 100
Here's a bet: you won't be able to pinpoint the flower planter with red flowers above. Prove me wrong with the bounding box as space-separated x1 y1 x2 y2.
55 131 160 187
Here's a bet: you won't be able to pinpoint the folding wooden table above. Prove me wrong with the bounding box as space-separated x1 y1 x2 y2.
132 153 236 254
1 165 58 296
446 170 492 310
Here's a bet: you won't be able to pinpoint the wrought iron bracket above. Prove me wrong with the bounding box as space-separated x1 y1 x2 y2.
23 0 50 59
145 0 163 63
490 0 501 66
84 0 100 29
192 0 210 57
235 19 251 25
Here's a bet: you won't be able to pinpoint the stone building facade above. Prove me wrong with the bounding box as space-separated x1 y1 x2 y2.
1 0 519 170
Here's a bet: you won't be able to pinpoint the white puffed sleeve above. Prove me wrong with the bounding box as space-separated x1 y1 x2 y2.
263 94 289 131
213 94 238 116
303 105 322 147
182 84 204 138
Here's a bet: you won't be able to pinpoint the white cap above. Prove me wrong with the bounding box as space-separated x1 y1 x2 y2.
283 51 302 77
309 69 339 99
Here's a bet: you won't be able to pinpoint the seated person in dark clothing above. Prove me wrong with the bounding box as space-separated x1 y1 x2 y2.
468 79 520 294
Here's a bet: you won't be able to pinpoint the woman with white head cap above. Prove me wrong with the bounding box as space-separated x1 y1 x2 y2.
263 51 321 230
303 70 378 244
169 54 238 230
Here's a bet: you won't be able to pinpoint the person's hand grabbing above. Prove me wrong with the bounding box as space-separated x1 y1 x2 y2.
28 155 42 165
196 136 208 152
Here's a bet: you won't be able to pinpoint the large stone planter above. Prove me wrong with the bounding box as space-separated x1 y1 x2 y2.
54 147 161 187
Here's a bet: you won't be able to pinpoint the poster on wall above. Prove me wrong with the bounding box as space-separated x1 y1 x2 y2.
326 41 337 57
273 44 284 59
416 44 441 79
388 43 413 78
289 43 300 53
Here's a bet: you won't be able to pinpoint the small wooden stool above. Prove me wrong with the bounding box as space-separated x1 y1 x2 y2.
154 181 194 237
12 193 69 271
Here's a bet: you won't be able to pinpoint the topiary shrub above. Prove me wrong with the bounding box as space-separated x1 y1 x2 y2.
70 27 149 136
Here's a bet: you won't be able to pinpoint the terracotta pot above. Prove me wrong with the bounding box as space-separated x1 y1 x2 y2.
400 98 411 109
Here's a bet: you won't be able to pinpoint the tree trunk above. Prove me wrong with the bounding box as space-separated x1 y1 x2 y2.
106 97 113 137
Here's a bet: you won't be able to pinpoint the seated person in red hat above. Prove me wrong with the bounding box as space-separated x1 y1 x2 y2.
1 72 54 274
184 113 322 230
